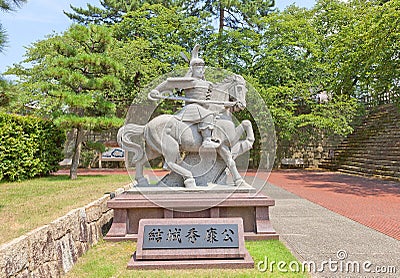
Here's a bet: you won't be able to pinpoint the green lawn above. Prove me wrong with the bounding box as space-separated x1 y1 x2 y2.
66 240 309 278
0 174 131 244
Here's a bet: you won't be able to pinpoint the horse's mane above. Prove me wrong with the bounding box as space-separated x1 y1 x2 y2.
212 74 247 104
214 74 245 88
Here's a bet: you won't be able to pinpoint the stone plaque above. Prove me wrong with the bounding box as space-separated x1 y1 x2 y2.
142 224 239 249
129 218 254 269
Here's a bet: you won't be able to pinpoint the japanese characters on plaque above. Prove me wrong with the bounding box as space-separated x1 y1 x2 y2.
142 224 239 249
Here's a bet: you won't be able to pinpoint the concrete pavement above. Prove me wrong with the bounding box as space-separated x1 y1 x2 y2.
260 172 400 278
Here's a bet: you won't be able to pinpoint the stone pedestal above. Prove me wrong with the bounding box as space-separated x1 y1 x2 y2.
105 188 278 242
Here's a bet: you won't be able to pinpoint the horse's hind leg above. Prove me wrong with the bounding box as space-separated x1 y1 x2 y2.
162 129 196 188
135 147 158 186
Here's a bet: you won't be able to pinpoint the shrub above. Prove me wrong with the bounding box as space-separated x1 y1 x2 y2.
0 113 65 181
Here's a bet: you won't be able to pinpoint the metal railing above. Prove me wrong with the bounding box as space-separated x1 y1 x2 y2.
361 91 399 108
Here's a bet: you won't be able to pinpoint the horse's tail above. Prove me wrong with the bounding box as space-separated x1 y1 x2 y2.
117 124 145 163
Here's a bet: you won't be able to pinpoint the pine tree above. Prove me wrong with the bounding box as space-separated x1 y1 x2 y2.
6 24 124 179
0 0 26 11
64 0 176 25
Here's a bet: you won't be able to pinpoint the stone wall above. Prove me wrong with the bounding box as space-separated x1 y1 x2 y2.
278 133 344 168
0 185 130 278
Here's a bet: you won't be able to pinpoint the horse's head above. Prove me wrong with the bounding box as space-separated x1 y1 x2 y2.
229 74 247 112
213 74 247 112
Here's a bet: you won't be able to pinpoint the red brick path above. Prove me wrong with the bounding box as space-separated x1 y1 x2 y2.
264 170 400 241
55 169 400 240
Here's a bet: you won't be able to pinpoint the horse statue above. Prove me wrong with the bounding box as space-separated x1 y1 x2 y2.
118 73 254 188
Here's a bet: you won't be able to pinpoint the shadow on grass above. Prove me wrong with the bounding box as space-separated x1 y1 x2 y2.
0 174 119 185
45 175 114 181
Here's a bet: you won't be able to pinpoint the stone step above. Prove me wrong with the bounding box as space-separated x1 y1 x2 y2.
338 163 400 175
334 145 400 152
352 119 400 126
335 149 400 156
342 141 400 147
337 157 400 166
325 104 400 180
337 167 400 181
337 161 400 172
346 131 400 138
349 130 400 136
338 164 400 176
334 150 400 158
337 167 370 177
364 114 399 121
345 133 400 142
318 162 338 170
341 157 400 165
335 147 400 155
320 160 399 172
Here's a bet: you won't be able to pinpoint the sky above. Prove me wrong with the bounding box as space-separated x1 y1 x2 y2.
0 0 316 75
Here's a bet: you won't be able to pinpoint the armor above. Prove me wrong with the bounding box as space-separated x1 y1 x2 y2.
149 45 222 148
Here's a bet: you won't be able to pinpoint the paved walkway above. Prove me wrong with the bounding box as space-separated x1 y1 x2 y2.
258 170 400 277
265 170 400 241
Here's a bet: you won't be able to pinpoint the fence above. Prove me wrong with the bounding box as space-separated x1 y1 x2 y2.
362 91 399 108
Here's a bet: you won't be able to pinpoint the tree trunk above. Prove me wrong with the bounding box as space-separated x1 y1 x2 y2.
219 3 224 36
69 126 85 180
218 3 225 66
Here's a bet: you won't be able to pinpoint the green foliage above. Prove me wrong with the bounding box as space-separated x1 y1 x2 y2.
313 0 400 100
106 4 207 115
0 23 6 53
0 113 65 182
179 0 275 30
54 115 123 130
113 4 205 62
7 0 399 168
0 77 11 107
64 0 275 68
7 24 123 119
0 0 27 11
65 0 176 25
5 24 126 178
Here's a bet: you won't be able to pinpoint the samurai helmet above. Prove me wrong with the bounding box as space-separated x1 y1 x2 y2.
190 44 205 67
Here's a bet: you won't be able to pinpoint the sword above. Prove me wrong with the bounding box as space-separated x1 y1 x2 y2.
148 92 239 107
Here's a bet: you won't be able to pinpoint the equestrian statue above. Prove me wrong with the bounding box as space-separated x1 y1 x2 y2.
117 45 255 188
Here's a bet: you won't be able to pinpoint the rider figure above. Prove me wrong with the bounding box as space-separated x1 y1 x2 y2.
149 45 221 149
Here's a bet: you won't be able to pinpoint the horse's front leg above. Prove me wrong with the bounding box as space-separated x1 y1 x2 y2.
218 145 246 187
231 120 255 160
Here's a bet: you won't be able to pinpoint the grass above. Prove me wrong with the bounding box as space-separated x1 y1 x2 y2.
0 174 131 244
66 240 308 278
1 173 309 277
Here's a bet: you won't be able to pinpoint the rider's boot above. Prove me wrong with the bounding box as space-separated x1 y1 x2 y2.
202 137 221 149
200 128 221 149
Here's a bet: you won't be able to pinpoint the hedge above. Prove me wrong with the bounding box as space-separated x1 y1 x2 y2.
0 113 65 182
